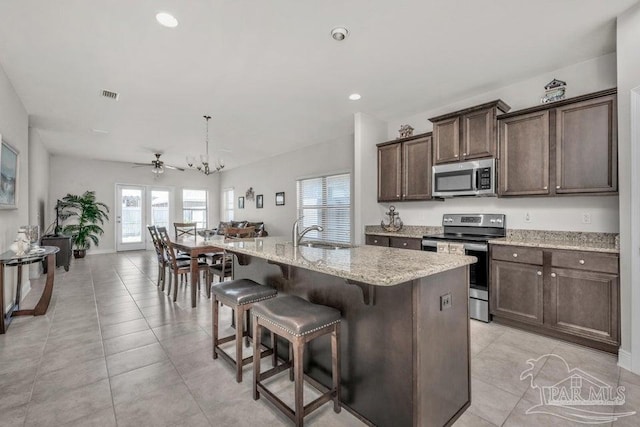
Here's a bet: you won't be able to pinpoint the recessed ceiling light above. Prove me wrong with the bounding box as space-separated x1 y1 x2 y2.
349 93 361 101
331 27 349 41
156 12 178 28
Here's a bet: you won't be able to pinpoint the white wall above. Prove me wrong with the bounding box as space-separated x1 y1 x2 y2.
49 155 220 253
218 136 354 239
616 3 640 371
0 62 30 311
28 127 50 278
355 53 619 235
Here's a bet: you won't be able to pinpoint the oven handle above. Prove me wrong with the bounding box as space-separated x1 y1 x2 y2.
465 243 488 252
421 240 438 248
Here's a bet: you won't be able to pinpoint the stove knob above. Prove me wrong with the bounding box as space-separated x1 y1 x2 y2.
490 219 496 223
496 219 502 223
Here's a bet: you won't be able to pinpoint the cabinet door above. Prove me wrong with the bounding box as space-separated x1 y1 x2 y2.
365 235 390 247
548 268 619 344
402 136 432 200
555 95 617 194
377 143 402 202
490 260 544 325
389 237 422 250
498 111 550 196
462 107 495 160
433 117 460 164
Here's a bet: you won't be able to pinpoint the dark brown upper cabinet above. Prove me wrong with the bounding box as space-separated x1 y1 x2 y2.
429 100 510 165
377 133 432 202
498 88 617 197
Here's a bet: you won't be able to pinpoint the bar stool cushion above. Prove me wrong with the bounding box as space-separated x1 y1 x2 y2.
212 279 276 306
252 295 341 337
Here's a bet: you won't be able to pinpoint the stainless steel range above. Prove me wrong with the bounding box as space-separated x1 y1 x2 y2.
422 214 506 322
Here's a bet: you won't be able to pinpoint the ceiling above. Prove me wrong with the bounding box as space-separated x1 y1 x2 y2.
0 0 637 170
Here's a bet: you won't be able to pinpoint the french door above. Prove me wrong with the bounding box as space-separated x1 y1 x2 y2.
115 184 174 251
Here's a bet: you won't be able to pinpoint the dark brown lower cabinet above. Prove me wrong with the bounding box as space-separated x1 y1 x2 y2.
365 235 421 250
548 268 619 346
491 260 543 325
490 245 620 353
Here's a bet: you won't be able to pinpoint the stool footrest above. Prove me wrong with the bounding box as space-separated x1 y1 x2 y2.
258 361 292 382
256 384 295 421
215 345 273 367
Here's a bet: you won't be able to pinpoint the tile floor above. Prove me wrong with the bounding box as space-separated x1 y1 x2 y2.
0 251 638 427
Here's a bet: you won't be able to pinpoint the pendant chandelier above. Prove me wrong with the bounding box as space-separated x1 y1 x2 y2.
187 115 224 175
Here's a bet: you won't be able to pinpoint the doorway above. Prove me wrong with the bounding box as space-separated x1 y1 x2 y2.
115 184 174 251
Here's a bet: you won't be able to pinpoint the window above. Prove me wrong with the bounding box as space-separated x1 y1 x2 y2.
182 189 208 229
222 188 235 221
297 173 351 244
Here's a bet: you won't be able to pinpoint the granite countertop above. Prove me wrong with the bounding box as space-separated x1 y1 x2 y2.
364 225 443 239
212 236 476 287
488 230 620 254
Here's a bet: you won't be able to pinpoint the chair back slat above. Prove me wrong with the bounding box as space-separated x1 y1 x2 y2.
147 225 164 262
174 222 197 240
157 226 179 268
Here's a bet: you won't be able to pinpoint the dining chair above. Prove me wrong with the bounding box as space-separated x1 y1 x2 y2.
147 225 166 289
207 226 255 296
174 222 197 240
158 226 209 301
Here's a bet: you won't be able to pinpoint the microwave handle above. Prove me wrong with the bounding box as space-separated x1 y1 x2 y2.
473 169 479 190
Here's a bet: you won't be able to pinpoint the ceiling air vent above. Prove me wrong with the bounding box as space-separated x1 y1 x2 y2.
101 89 119 100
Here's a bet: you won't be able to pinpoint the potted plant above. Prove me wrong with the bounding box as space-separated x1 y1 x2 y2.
59 191 110 258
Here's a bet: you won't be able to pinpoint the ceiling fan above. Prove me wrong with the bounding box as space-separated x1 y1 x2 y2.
133 153 185 175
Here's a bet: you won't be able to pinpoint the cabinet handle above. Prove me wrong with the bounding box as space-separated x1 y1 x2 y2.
403 194 406 197
543 186 548 190
512 253 518 258
537 271 542 276
403 242 408 246
551 273 557 278
556 185 561 189
579 259 585 265
454 154 459 157
463 152 467 155
374 240 378 244
397 194 400 197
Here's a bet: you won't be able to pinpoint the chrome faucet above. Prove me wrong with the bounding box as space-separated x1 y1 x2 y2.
292 218 323 248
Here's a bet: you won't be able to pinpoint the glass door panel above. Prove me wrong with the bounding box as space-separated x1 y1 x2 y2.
116 184 146 251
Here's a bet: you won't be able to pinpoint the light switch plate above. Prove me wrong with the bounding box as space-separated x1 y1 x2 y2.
440 293 452 310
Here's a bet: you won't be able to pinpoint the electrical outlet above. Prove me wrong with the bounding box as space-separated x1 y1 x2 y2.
440 293 452 311
524 212 532 223
582 213 592 224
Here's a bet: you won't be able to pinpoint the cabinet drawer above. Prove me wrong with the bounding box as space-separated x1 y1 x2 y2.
389 237 422 250
491 245 543 265
552 251 618 274
365 235 390 247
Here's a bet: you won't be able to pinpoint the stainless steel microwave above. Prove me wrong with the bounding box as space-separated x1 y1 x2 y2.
432 158 496 197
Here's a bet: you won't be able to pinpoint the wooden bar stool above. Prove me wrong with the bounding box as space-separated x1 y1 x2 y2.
252 295 341 427
212 279 278 382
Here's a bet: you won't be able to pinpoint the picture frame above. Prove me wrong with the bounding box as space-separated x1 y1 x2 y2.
256 194 263 209
0 138 19 210
238 196 245 209
275 192 285 206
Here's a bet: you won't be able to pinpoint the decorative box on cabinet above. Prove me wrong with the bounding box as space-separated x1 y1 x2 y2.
40 235 72 272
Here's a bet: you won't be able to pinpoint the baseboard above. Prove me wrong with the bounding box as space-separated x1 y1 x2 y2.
619 349 632 371
87 248 116 255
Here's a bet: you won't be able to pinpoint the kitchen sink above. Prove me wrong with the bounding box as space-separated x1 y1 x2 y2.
300 241 353 250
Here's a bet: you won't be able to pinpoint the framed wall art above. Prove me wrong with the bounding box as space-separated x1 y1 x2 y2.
275 192 285 206
238 196 245 209
256 194 263 209
0 138 19 209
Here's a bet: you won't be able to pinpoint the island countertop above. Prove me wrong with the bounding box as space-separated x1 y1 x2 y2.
206 236 476 287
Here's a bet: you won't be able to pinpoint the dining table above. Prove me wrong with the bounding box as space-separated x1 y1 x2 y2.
170 236 227 307
0 246 60 334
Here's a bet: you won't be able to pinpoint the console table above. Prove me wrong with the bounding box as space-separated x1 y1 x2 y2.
0 246 59 334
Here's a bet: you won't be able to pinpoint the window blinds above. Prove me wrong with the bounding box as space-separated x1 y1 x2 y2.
297 173 351 244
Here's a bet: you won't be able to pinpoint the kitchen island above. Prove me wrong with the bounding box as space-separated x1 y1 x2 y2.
213 237 476 426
